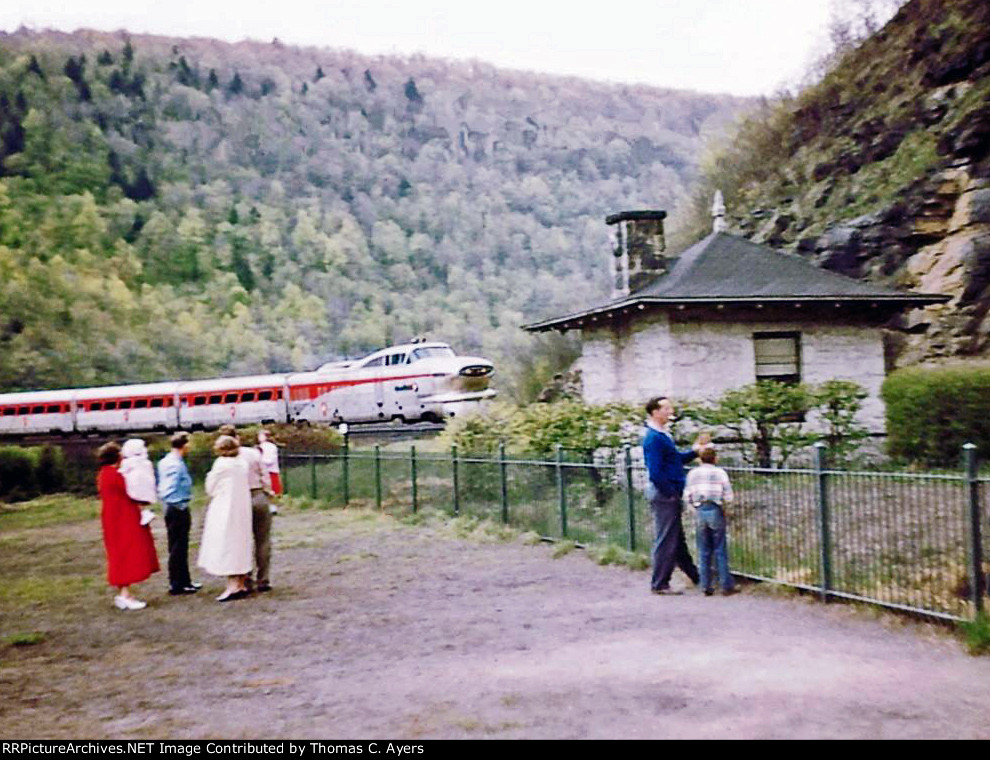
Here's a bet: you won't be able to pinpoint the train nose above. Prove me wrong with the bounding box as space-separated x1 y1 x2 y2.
459 364 493 377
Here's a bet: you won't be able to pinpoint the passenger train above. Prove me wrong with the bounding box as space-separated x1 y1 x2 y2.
0 341 496 437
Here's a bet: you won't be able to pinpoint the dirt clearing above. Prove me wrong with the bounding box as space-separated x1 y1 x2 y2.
2 498 990 739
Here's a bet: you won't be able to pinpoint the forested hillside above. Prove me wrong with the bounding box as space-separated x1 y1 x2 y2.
0 28 749 396
676 0 990 366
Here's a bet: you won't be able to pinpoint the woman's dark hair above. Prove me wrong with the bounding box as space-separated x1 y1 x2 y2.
97 441 122 466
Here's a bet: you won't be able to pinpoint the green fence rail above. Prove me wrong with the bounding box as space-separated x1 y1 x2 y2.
279 443 989 622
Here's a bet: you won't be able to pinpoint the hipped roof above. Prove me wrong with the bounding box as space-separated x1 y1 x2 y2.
524 232 948 332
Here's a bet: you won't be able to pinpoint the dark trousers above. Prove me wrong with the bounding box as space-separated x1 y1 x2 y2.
250 491 272 586
650 493 700 591
164 504 192 591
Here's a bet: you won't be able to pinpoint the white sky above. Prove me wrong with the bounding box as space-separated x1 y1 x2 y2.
1 1 852 96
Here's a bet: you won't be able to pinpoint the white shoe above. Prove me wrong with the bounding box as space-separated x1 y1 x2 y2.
140 509 156 526
114 595 146 610
269 504 279 515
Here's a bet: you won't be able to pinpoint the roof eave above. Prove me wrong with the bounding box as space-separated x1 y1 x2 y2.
522 293 950 332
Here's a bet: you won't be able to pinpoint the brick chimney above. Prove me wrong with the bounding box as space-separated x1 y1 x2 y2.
606 210 668 298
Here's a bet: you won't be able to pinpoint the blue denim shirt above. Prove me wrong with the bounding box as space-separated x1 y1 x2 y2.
157 451 192 508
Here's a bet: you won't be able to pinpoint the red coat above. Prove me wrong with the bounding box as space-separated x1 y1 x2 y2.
98 465 160 587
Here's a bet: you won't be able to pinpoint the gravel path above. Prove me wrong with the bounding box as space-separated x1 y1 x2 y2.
2 506 990 739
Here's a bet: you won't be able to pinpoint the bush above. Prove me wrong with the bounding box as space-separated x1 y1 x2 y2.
0 447 39 501
35 445 67 493
882 365 990 466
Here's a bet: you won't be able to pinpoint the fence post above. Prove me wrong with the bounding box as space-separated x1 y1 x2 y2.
625 445 636 552
556 444 568 538
410 445 418 514
499 442 509 524
342 429 350 506
452 444 460 516
374 443 382 510
964 443 984 617
815 442 832 603
310 454 317 499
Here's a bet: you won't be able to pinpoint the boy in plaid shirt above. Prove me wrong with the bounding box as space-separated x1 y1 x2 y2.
684 446 738 596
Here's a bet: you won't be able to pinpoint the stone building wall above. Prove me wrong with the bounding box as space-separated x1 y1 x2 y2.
579 315 887 432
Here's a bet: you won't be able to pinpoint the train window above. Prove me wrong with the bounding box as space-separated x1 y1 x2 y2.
46 405 61 413
224 393 238 403
31 405 45 414
193 396 206 407
104 401 117 410
241 391 256 402
386 353 406 366
119 400 132 410
19 406 29 415
364 357 385 367
258 390 273 401
2 408 14 416
276 390 283 400
134 399 148 409
150 398 164 408
208 394 222 405
410 346 455 362
89 402 103 411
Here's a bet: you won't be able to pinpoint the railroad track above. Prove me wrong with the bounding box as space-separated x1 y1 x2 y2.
0 421 446 448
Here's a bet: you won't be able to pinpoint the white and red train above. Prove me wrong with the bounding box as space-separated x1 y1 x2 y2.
0 341 495 436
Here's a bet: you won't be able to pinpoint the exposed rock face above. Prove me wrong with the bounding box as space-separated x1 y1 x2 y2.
723 0 990 367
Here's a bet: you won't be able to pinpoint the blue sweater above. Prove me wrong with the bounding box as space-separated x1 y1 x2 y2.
642 425 697 497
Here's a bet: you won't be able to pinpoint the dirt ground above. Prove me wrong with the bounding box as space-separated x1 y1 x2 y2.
2 499 990 740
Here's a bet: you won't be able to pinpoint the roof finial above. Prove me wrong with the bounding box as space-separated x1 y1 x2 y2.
712 190 726 234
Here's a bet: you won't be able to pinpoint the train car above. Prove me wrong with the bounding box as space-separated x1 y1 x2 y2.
0 341 495 437
288 341 495 424
176 375 288 430
74 382 181 433
0 390 75 435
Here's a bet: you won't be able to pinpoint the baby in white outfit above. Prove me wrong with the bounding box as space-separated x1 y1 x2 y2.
120 438 158 525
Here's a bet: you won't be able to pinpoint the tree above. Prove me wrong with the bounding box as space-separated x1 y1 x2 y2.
691 382 814 468
813 379 869 466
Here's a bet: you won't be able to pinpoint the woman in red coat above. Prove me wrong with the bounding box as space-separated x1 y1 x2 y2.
97 442 160 610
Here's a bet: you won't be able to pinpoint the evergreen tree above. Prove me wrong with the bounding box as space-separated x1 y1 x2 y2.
227 71 244 96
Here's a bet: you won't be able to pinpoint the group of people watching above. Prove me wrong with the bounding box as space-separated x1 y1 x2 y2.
96 427 282 609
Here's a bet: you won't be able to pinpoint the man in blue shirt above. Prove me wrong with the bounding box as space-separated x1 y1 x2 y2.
157 432 200 595
643 396 708 595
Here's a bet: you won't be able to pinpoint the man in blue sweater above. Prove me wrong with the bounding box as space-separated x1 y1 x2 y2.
643 396 708 595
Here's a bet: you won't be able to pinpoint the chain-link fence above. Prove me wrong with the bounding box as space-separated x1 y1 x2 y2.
281 442 988 622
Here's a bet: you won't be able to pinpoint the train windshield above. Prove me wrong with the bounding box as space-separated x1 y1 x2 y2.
408 347 455 363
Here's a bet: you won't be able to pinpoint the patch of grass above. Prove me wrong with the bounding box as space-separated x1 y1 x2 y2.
0 494 100 531
448 515 480 537
587 543 650 571
551 540 577 559
0 575 97 607
959 613 990 656
519 531 543 546
5 631 47 646
334 552 379 564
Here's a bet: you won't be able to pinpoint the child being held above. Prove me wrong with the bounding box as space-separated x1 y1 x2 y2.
120 439 158 526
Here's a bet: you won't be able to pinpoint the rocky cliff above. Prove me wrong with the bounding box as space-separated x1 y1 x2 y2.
708 0 990 366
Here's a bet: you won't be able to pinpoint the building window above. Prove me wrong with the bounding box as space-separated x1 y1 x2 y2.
753 332 801 384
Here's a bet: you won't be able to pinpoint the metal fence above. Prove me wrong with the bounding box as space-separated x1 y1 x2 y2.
282 442 988 622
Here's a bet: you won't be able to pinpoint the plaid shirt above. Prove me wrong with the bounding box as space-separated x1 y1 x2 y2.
684 463 734 508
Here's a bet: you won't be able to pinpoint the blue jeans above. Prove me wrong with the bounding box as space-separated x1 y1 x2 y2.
696 503 733 592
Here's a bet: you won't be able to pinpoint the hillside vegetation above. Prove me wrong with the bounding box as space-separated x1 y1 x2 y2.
676 0 990 365
0 29 748 397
